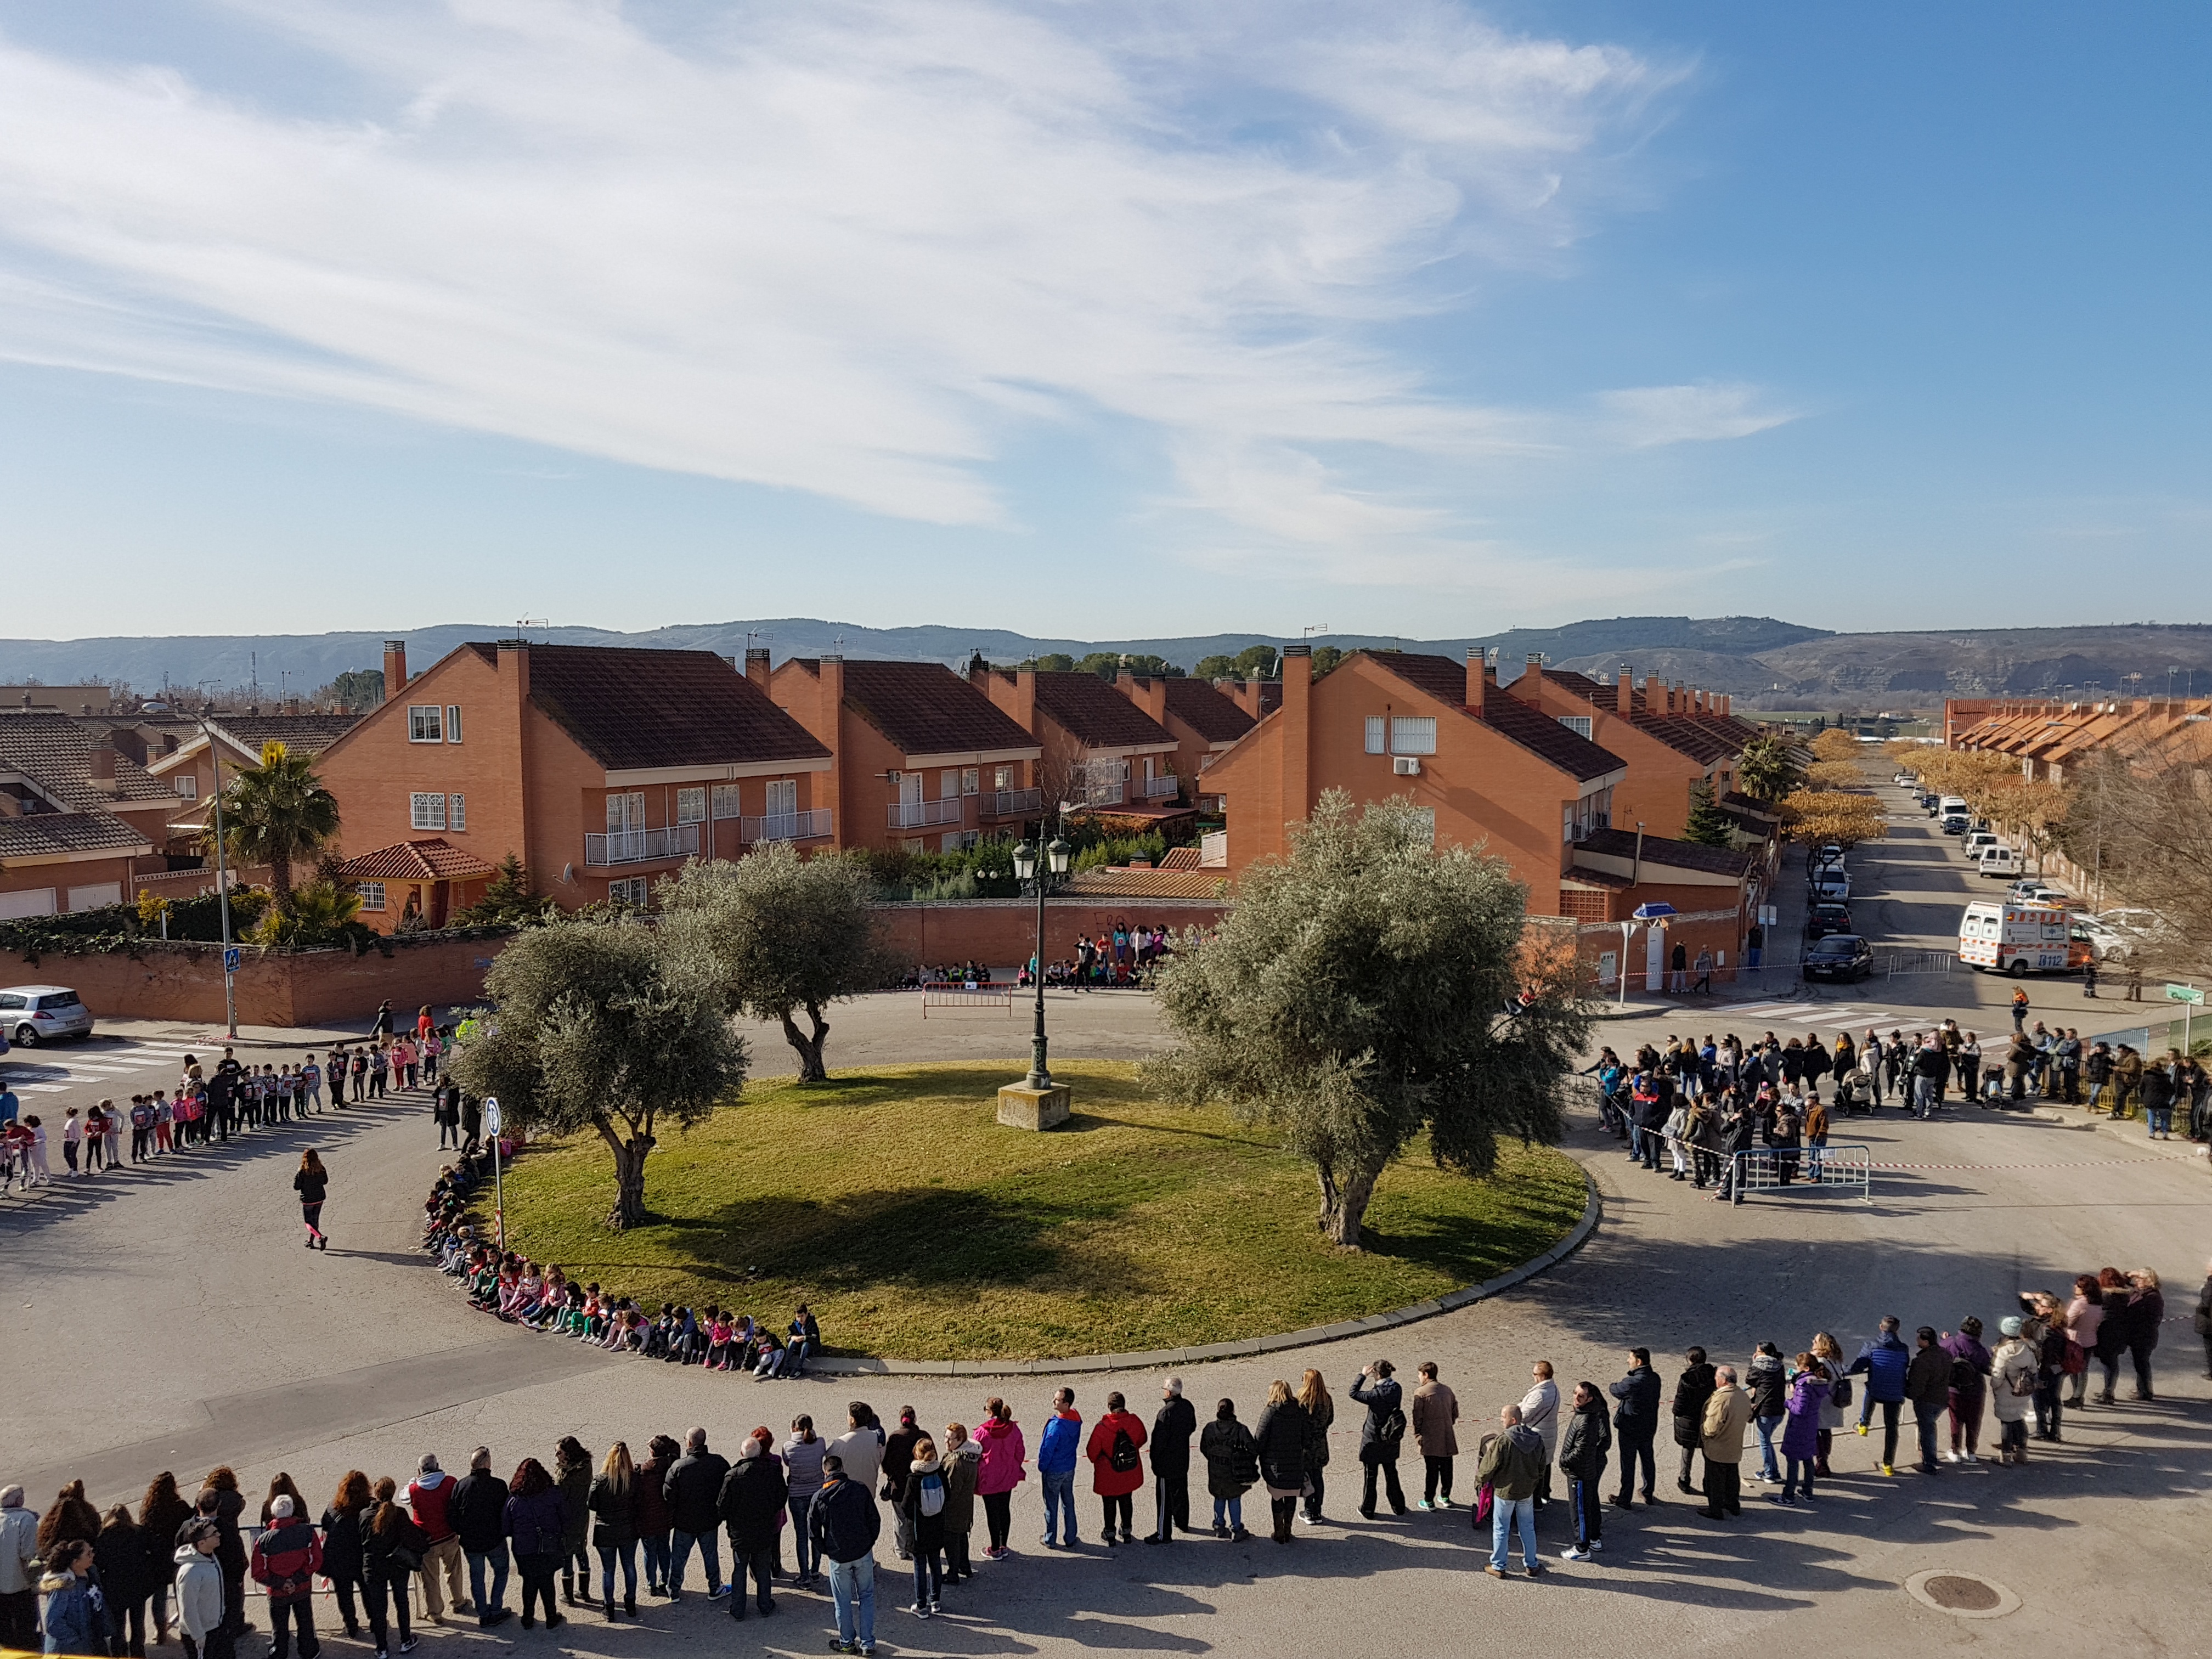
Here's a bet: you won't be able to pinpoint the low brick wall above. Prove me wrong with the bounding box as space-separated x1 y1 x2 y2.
878 898 1229 970
5 932 513 1028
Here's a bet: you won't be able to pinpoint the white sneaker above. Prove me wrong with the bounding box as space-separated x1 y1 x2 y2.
1589 1539 1604 1551
1943 1451 1960 1464
1960 1453 1978 1464
1561 1547 1592 1562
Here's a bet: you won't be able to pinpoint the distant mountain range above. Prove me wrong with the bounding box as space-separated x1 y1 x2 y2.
7 616 2211 709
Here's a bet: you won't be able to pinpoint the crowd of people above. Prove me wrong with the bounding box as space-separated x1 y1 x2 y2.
12 1271 2208 1659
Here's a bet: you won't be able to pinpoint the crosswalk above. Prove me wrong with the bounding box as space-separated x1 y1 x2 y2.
1699 1000 1918 1028
2 1040 207 1094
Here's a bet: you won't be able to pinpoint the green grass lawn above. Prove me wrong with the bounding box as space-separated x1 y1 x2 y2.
494 1060 1585 1362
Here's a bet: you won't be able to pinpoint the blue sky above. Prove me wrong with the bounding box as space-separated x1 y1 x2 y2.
1 1 2205 642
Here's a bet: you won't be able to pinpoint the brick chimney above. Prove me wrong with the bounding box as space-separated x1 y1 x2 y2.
1511 652 1544 704
88 744 119 795
815 654 844 834
383 640 407 695
1616 666 1633 717
1720 693 1731 718
744 648 771 691
1282 644 1313 830
1465 648 1485 714
1115 668 1167 727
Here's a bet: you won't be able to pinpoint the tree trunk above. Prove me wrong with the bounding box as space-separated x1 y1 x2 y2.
269 853 294 912
595 1120 657 1230
1317 1159 1384 1249
782 1003 831 1082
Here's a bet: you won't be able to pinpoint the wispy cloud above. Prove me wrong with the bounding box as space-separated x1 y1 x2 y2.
0 0 1737 585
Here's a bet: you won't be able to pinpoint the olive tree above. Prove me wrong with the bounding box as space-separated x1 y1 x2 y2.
450 915 747 1229
656 844 898 1081
1144 792 1590 1249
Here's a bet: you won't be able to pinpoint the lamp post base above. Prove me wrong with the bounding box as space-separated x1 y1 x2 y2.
996 1081 1073 1131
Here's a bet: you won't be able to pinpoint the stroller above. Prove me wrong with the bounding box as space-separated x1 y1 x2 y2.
1834 1069 1877 1116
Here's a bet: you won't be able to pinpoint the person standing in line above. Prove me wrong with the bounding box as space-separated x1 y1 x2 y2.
1350 1359 1408 1519
1198 1400 1256 1540
1990 1318 2038 1465
295 1150 330 1252
195 1470 247 1640
373 1001 395 1041
1084 1392 1148 1546
938 1424 979 1584
501 1460 565 1632
633 1436 676 1597
138 1474 191 1647
299 1055 322 1114
1941 1319 1993 1462
1555 1383 1612 1562
1250 1383 1309 1545
970 1401 1024 1561
1695 1366 1755 1521
317 1472 373 1640
1144 1379 1195 1545
1746 1344 1787 1484
1608 1348 1661 1507
1475 1404 1546 1578
661 1428 729 1601
402 1456 465 1623
715 1438 785 1622
95 1503 151 1658
1296 1370 1335 1526
880 1409 923 1563
1848 1316 1911 1475
0 1485 35 1653
1904 1327 1952 1475
450 1449 511 1627
892 1438 946 1620
1517 1361 1561 1510
40 1539 108 1659
2123 1269 2164 1400
433 1086 460 1151
1670 1347 1717 1496
1410 1362 1460 1510
1036 1390 1083 1549
172 1521 227 1659
60 1106 84 1176
1774 1356 1826 1506
809 1456 878 1658
248 1496 321 1659
360 1477 425 1659
781 1418 827 1589
2011 987 2029 1034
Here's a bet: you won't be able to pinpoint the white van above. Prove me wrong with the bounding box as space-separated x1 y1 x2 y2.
1958 901 2092 977
1938 795 1968 819
1963 830 1999 860
1978 845 2023 878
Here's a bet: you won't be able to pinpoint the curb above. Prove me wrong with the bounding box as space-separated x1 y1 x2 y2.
805 1166 1605 1379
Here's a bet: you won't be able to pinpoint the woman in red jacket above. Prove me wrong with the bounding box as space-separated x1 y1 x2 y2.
1083 1392 1148 1545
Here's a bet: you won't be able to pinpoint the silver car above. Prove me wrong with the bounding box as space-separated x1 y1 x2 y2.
0 985 95 1045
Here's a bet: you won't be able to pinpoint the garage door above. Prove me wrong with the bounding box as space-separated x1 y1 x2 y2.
0 887 58 920
67 882 124 912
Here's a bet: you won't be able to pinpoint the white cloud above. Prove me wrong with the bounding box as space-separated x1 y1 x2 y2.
0 0 1742 583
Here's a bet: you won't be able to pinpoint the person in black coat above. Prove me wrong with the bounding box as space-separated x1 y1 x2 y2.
1144 1380 1197 1544
1671 1348 1718 1494
714 1444 786 1621
1348 1361 1407 1519
95 1506 151 1657
1608 1348 1662 1506
318 1473 373 1640
1556 1384 1615 1559
1251 1384 1310 1544
449 1451 512 1627
661 1431 729 1600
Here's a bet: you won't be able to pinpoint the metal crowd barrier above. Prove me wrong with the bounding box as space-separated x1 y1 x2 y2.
1730 1141 1873 1206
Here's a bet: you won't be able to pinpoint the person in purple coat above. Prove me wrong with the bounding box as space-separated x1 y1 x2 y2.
1774 1358 1827 1506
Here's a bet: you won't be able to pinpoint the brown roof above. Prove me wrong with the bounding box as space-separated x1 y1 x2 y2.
1031 672 1176 750
1575 826 1753 877
1159 678 1257 744
793 660 1039 759
1156 845 1203 870
338 838 500 882
1365 654 1627 783
213 714 362 757
465 644 830 772
0 811 150 859
1063 867 1229 900
0 711 171 809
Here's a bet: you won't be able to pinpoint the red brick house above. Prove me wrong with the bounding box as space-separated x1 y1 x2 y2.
1516 661 1756 839
967 662 1187 830
314 640 831 927
0 712 177 919
1112 673 1256 812
769 656 1045 854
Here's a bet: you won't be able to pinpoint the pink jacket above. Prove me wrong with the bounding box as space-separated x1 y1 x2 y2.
974 1417 1027 1496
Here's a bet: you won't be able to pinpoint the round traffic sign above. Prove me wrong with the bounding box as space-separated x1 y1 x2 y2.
482 1097 503 1136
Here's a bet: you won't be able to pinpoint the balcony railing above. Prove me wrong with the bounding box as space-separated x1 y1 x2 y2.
1134 773 1181 800
584 823 701 867
981 787 1043 818
888 797 966 830
1074 779 1125 808
742 808 834 844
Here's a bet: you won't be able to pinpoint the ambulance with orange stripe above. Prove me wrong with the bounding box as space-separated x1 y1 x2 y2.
1957 901 2097 978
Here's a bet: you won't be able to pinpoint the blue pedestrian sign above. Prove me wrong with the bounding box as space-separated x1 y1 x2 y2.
224 948 241 973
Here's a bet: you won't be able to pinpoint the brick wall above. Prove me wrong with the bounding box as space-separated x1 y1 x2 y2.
879 898 1228 970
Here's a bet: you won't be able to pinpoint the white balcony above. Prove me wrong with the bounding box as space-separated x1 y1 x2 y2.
888 797 966 830
585 823 701 867
1135 773 1181 800
742 808 834 844
983 787 1043 817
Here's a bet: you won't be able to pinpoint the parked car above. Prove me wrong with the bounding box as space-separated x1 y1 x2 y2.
1963 831 1999 860
1940 811 1970 836
1806 901 1853 941
1809 869 1852 901
1804 933 1874 981
0 985 95 1045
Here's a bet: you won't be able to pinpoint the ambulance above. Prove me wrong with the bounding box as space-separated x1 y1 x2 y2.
1957 901 2096 977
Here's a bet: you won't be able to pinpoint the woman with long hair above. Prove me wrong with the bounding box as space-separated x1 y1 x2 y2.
258 1474 306 1528
552 1437 592 1607
504 1460 566 1632
1809 1333 1845 1478
1252 1380 1311 1544
633 1435 678 1597
360 1476 427 1659
139 1472 193 1645
37 1481 100 1556
96 1503 151 1657
295 1149 330 1251
1296 1369 1334 1525
196 1468 249 1640
320 1471 374 1641
972 1399 1024 1562
585 1443 638 1621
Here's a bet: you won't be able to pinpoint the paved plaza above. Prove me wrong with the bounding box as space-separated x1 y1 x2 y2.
5 805 2208 1654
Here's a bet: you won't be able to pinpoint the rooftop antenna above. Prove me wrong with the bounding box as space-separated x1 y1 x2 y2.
515 617 549 641
1303 623 1330 642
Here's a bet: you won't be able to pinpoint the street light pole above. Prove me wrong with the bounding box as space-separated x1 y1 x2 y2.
1013 831 1072 1090
199 715 239 1039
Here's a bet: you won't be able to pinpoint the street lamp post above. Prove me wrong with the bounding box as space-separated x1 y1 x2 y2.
198 715 239 1039
1011 832 1072 1089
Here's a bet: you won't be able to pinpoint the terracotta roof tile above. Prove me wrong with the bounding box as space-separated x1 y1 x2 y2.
1064 867 1229 900
1159 678 1256 744
1156 845 1203 869
794 660 1040 759
1365 653 1627 783
213 714 362 756
338 838 500 881
1031 672 1176 749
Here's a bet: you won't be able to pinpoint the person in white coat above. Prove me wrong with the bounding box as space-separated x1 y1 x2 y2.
0 1483 43 1653
1989 1319 2039 1467
1518 1362 1562 1509
174 1518 229 1659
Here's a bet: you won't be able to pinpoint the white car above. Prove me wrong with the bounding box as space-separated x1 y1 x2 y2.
0 985 95 1045
2096 907 2165 938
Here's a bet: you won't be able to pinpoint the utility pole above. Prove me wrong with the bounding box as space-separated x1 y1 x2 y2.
200 714 239 1038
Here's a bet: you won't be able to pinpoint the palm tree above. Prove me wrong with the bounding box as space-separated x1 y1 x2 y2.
205 740 341 910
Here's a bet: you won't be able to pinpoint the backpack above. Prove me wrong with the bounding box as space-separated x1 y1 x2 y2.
1947 1356 1976 1390
1110 1427 1139 1474
1378 1407 1407 1445
131 1103 155 1130
917 1471 944 1517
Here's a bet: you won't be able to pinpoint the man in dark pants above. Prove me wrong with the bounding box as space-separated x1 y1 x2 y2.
1671 1347 1718 1494
1905 1327 1951 1474
1607 1348 1661 1506
1144 1378 1195 1543
1349 1361 1408 1517
1696 1368 1753 1520
1848 1316 1911 1475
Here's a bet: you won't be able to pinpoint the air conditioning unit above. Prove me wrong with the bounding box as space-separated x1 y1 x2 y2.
1392 756 1421 776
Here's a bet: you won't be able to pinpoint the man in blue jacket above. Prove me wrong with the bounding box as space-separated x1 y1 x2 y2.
1608 1348 1662 1506
1037 1390 1084 1548
1847 1316 1911 1474
809 1457 880 1657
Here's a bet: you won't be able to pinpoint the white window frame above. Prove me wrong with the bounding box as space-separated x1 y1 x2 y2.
711 783 744 820
357 881 386 912
765 778 798 816
961 767 980 795
174 775 198 800
993 764 1014 790
1390 716 1437 755
607 876 651 907
407 705 443 743
448 793 466 832
675 786 707 825
1557 714 1593 740
445 705 463 743
410 792 447 830
1365 715 1386 755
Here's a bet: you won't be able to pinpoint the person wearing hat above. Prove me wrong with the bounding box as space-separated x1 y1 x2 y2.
250 1497 324 1659
1990 1318 2039 1465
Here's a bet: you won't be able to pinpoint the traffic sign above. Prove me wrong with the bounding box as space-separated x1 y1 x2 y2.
2166 984 2205 1006
482 1097 503 1136
223 947 240 973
